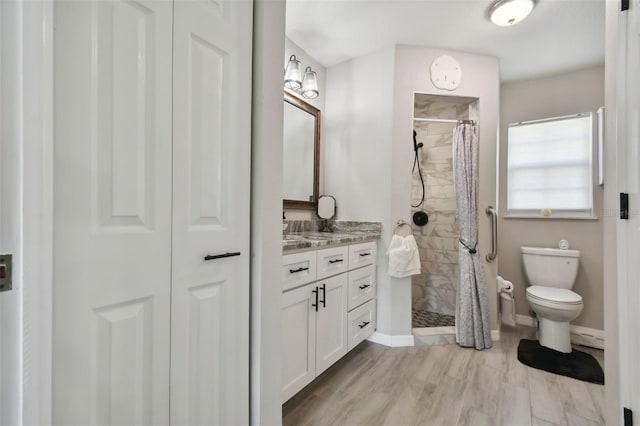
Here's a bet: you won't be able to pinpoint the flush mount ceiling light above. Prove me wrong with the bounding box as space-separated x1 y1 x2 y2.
284 55 319 100
489 0 535 26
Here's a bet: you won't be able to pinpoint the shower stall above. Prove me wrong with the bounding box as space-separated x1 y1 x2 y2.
411 93 479 338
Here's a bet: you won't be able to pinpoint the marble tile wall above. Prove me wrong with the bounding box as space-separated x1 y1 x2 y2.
411 95 475 319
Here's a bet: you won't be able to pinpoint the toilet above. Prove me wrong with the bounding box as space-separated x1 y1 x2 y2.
521 246 583 353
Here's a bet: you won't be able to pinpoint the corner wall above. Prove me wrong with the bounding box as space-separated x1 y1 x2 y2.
498 65 605 331
392 46 500 333
324 47 396 334
325 45 500 338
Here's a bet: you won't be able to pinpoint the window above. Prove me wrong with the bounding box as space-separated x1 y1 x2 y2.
507 113 594 217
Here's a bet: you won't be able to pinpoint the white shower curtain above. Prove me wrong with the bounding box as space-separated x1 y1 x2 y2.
454 123 492 350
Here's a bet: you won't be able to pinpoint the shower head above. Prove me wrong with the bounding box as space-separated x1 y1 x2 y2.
413 130 423 152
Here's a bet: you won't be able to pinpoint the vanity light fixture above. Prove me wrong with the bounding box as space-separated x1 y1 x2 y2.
284 55 319 99
488 0 535 26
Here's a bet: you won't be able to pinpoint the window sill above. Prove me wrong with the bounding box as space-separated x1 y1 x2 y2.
503 214 599 221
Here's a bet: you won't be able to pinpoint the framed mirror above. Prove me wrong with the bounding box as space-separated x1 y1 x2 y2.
283 91 320 210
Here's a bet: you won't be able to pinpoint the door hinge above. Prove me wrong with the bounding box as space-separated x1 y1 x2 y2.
0 254 12 292
622 0 629 11
624 407 633 426
621 193 629 219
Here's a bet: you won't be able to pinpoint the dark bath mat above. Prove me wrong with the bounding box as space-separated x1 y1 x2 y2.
517 339 604 385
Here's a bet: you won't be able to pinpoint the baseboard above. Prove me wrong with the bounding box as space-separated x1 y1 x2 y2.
367 332 415 347
516 314 537 327
491 329 500 341
515 314 604 350
569 325 605 350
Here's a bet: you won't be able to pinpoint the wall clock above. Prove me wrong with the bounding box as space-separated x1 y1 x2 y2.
430 55 462 91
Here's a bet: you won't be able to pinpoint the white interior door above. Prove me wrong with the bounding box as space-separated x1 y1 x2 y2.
53 1 173 424
618 0 640 416
170 0 253 424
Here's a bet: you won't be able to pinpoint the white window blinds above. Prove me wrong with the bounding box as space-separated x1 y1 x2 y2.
507 113 593 215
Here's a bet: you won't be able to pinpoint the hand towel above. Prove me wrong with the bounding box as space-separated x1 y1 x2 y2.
386 234 421 278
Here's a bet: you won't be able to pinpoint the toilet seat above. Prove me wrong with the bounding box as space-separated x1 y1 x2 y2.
526 286 582 310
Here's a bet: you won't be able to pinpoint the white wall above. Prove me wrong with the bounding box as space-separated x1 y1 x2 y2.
283 38 326 220
603 1 619 424
325 45 500 337
324 47 396 333
251 0 285 424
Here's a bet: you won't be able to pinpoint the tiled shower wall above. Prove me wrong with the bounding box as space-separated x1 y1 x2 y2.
411 95 476 318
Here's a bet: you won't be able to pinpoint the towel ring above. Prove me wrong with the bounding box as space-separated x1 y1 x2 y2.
394 220 412 236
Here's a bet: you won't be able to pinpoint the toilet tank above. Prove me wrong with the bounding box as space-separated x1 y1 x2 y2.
520 246 580 289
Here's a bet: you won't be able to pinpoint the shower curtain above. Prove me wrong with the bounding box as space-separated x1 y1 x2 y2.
453 123 492 350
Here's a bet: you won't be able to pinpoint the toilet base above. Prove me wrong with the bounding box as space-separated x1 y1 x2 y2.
538 317 571 353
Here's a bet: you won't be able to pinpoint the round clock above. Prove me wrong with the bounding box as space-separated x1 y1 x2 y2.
430 55 462 91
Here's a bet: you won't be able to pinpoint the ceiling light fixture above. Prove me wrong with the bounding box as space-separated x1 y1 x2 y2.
284 55 319 100
488 0 535 26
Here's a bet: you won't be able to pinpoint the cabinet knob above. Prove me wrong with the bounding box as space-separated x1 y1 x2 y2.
358 321 370 329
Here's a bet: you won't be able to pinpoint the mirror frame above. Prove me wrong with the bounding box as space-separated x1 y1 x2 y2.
283 91 321 210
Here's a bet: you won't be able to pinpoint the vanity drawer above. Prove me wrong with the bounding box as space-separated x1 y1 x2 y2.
347 264 376 311
316 245 349 280
282 251 317 291
348 241 377 269
347 299 376 351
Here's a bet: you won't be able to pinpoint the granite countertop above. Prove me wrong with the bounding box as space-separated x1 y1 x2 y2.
282 220 381 252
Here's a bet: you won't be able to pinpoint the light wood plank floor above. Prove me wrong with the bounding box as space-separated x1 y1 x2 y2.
282 326 605 426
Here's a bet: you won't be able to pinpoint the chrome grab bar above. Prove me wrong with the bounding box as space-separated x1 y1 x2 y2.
485 206 497 262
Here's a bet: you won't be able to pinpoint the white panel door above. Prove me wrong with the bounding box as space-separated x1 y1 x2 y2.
170 0 253 424
281 284 316 403
619 0 640 415
53 1 173 425
315 274 348 375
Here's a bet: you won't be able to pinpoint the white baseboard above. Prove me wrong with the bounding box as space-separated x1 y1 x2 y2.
516 314 537 327
367 332 415 347
491 329 500 341
515 314 604 350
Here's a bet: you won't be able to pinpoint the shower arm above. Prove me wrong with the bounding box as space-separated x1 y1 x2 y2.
485 206 498 262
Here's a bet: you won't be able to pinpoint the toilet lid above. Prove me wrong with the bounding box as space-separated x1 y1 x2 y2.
527 286 582 304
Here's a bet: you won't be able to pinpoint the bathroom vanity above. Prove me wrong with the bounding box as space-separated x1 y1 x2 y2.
281 222 381 402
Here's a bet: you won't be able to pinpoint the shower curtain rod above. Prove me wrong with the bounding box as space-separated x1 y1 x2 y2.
413 117 475 124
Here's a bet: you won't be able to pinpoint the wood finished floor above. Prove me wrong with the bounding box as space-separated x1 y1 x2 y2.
282 326 605 426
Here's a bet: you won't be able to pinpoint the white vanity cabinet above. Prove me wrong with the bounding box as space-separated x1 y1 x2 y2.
282 240 377 402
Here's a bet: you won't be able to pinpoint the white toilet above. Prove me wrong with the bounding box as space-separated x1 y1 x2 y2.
521 246 583 353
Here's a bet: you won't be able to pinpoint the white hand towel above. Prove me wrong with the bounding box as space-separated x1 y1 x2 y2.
386 234 421 278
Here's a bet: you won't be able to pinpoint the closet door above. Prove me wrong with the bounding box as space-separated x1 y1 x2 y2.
53 1 173 424
170 0 253 424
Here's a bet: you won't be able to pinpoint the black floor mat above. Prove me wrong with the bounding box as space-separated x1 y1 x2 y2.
517 339 604 385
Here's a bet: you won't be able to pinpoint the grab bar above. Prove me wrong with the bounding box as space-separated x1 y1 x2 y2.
485 206 497 262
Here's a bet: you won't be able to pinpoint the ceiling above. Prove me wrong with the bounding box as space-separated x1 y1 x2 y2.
285 0 605 83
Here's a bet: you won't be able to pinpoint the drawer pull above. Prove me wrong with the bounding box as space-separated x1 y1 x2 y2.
204 252 240 261
359 252 371 257
358 321 370 329
320 283 326 308
312 286 319 312
359 284 371 290
328 259 343 264
289 267 309 274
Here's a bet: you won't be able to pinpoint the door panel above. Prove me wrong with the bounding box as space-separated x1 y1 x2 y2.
53 1 173 425
281 284 316 403
170 0 253 424
315 274 348 375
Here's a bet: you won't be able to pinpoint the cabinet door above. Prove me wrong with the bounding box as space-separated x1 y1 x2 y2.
315 274 348 375
282 284 316 402
170 0 253 424
53 2 173 424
